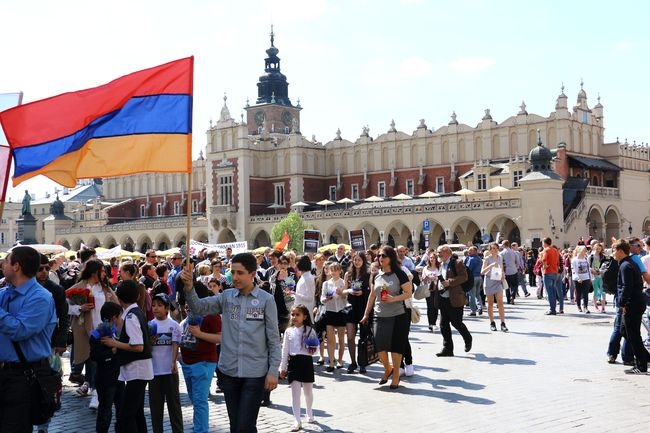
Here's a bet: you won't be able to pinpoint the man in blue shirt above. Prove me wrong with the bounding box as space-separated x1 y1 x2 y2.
0 246 57 433
464 246 484 316
167 253 184 301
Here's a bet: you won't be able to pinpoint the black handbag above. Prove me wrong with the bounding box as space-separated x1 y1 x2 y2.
357 324 379 367
12 342 62 425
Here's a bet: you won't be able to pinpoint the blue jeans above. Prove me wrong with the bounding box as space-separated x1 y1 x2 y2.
543 273 563 312
181 361 217 433
517 271 529 295
219 371 266 433
468 276 483 313
607 307 634 363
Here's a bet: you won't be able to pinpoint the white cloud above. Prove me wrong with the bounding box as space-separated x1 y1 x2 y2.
448 56 496 73
399 57 433 78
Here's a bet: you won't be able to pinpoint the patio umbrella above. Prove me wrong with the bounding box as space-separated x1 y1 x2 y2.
418 190 440 198
487 185 509 199
290 201 309 208
392 193 412 200
336 197 355 209
364 195 384 202
316 199 335 210
454 188 476 201
267 203 284 214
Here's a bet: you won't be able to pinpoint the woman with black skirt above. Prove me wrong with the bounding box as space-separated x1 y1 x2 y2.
361 246 413 389
343 251 371 373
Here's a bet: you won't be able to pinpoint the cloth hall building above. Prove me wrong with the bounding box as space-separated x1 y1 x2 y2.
22 34 650 253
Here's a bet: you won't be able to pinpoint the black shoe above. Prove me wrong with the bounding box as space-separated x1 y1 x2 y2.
464 338 473 353
436 350 454 357
69 372 85 385
490 321 497 331
379 369 393 385
469 312 477 317
478 308 483 315
607 355 616 364
500 322 508 332
359 366 367 374
326 365 335 372
624 367 648 375
559 310 564 314
525 292 531 297
316 358 325 365
544 310 556 315
346 363 358 374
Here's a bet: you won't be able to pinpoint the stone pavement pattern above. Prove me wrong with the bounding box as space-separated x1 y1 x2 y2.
45 295 650 433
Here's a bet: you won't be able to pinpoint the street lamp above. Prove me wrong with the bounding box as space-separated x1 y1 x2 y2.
628 223 633 235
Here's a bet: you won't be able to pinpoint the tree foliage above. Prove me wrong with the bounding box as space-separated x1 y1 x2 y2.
271 211 310 252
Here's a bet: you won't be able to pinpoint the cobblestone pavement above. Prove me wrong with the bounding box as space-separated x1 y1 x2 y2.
43 294 649 433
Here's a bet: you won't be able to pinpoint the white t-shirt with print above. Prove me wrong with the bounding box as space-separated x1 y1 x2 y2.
151 316 182 376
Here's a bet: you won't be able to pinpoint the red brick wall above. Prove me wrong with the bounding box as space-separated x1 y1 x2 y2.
249 177 290 216
553 147 569 180
105 191 204 224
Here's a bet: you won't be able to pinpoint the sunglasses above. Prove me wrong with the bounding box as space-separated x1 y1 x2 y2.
631 244 641 248
39 266 50 272
377 253 388 258
172 257 182 260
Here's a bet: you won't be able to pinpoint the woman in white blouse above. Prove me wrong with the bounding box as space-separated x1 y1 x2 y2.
294 256 316 320
571 246 592 313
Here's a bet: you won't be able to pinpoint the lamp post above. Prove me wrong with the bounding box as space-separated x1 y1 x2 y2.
628 223 633 236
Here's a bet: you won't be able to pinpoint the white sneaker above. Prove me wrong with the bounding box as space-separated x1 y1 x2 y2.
88 390 99 410
432 325 439 332
405 364 415 377
398 367 405 377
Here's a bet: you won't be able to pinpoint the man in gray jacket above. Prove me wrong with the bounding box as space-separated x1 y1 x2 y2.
182 252 281 433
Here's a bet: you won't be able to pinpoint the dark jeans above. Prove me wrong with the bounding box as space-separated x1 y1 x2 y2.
149 373 183 433
220 371 266 433
608 307 634 362
622 306 650 370
118 379 148 433
528 271 536 287
505 274 519 303
439 297 472 353
96 380 124 433
574 280 591 309
425 294 438 326
0 364 50 433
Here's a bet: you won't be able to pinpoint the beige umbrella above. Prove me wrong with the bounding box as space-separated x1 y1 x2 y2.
392 193 413 200
487 185 509 199
454 188 476 201
336 197 355 209
364 195 384 202
291 201 309 207
418 190 440 198
316 199 335 210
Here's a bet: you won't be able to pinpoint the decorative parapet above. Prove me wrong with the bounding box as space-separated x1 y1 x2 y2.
56 215 208 235
248 199 521 224
585 186 619 197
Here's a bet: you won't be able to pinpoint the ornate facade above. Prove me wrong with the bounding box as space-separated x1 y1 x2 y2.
25 33 650 253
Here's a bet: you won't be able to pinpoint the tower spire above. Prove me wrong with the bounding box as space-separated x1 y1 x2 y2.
270 24 275 47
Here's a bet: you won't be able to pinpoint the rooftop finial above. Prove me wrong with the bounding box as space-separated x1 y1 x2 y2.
223 92 227 104
270 25 275 47
561 82 565 93
597 93 601 103
537 128 542 146
580 78 584 89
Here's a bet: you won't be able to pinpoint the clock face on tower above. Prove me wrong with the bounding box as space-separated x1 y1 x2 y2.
255 111 265 126
281 110 293 126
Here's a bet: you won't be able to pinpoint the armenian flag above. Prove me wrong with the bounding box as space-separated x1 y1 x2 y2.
0 57 193 187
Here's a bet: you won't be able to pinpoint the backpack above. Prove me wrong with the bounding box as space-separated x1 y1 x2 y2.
599 258 619 295
451 256 474 293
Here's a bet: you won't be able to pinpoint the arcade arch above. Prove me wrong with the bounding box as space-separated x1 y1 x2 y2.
217 228 236 244
252 229 272 249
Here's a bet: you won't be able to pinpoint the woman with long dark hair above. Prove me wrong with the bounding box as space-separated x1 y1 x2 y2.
343 251 371 373
420 250 440 332
68 259 119 408
361 246 412 389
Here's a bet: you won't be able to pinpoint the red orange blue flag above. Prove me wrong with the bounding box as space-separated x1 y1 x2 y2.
0 57 193 188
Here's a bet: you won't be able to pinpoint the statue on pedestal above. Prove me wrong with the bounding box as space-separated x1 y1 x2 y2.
21 190 32 216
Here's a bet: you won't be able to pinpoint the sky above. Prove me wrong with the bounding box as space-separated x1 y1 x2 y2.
2 0 649 202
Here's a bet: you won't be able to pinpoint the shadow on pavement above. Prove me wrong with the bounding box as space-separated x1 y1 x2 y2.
381 385 496 405
461 352 536 365
508 331 567 338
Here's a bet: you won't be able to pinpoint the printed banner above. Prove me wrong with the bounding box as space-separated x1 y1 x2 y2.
189 239 248 256
303 229 320 253
349 229 366 252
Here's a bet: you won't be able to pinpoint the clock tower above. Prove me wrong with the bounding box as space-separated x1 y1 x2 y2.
246 27 301 136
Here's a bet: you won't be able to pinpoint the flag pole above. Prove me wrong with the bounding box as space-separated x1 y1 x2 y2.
185 170 192 269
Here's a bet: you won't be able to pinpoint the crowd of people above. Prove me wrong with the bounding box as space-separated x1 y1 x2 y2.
1 233 649 433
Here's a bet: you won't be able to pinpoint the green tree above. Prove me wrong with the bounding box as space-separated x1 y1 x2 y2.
271 211 310 252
